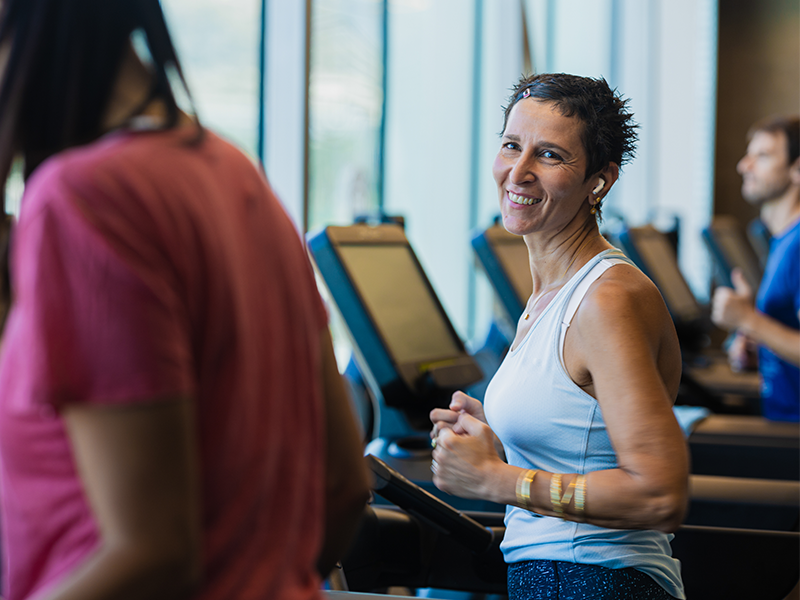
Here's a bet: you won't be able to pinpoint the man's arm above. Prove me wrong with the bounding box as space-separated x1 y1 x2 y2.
712 270 800 366
730 309 800 366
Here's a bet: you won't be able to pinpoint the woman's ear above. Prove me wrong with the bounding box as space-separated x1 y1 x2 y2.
591 163 620 200
600 162 620 190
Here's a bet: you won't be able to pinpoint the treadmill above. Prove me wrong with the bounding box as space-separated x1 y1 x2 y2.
473 222 799 481
471 222 529 331
338 454 799 599
307 223 499 510
702 214 763 292
308 224 798 598
614 224 762 406
616 224 712 355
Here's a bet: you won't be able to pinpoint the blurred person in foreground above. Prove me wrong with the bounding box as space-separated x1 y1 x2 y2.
711 115 800 422
0 2 370 599
430 73 689 600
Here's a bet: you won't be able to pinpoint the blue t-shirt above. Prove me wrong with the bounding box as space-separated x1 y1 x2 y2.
756 219 800 421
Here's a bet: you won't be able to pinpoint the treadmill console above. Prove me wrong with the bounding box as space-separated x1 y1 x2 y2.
702 215 763 291
615 224 709 352
368 454 494 553
307 224 483 429
471 223 530 326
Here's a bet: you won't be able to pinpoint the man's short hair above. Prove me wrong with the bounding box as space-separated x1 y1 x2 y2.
748 115 800 165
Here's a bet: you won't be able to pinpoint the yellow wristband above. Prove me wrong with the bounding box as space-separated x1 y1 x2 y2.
550 473 563 516
560 479 576 509
515 470 526 506
516 469 538 511
575 474 586 514
522 469 537 510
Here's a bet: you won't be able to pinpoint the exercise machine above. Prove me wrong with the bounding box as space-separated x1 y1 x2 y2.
307 223 500 511
341 456 799 599
472 222 799 480
702 214 763 291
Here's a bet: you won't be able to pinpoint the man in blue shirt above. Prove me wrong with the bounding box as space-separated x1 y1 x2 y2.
712 115 800 421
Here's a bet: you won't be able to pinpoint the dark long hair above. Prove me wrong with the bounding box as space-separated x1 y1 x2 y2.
0 0 196 185
0 0 198 326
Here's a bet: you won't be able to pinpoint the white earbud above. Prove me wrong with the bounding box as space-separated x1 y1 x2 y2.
592 178 605 194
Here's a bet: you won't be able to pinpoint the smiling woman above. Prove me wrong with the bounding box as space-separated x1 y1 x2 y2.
429 73 689 600
494 99 602 238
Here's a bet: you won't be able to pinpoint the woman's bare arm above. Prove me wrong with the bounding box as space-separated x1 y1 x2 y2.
432 268 689 533
316 328 372 577
559 270 689 531
42 396 202 600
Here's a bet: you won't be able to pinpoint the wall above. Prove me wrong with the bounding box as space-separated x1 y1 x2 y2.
522 0 719 301
714 0 800 226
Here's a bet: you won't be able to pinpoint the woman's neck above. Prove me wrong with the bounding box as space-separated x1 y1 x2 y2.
101 44 192 133
524 223 611 295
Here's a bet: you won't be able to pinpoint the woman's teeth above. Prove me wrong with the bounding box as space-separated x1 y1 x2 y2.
508 191 542 206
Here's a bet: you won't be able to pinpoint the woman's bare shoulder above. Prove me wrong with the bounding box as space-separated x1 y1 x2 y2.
573 263 682 402
583 262 671 322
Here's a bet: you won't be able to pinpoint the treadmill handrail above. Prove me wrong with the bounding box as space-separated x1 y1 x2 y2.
689 475 800 507
368 454 494 554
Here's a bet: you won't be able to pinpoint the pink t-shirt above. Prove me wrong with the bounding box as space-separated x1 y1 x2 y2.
0 127 328 600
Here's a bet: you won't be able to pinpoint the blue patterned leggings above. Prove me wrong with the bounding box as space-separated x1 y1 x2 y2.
507 560 680 600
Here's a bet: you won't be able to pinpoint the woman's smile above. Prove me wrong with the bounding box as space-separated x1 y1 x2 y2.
493 99 592 237
507 190 543 206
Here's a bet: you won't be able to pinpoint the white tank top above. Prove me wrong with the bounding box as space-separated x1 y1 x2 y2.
484 248 685 599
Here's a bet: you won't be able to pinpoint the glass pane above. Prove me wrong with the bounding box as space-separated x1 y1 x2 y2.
161 0 261 159
308 0 384 232
5 162 24 218
3 1 262 217
383 0 475 339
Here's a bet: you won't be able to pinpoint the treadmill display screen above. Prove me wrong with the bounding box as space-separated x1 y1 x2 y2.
337 244 462 365
634 232 703 322
493 241 533 304
712 227 762 290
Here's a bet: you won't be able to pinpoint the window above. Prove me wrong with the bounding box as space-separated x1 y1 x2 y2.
162 0 262 159
307 0 384 232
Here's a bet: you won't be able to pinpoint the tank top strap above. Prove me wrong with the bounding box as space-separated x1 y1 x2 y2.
559 250 633 362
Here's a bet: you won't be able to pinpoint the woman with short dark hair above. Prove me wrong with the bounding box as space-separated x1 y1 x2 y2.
430 73 689 600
